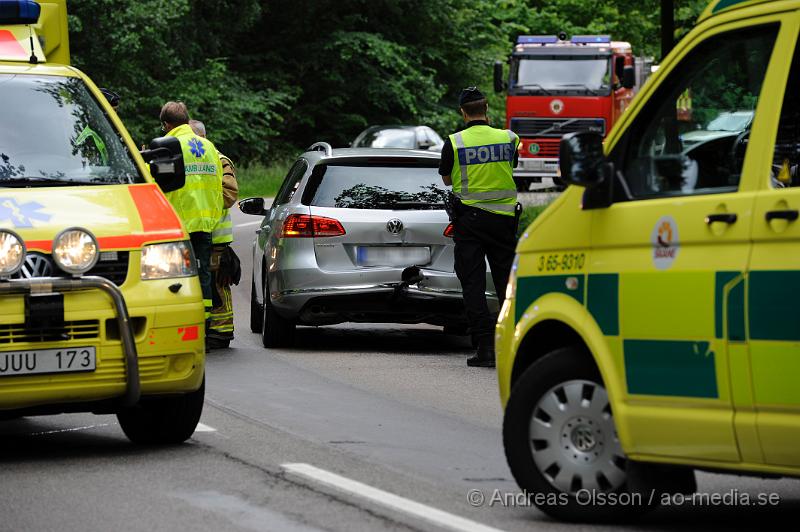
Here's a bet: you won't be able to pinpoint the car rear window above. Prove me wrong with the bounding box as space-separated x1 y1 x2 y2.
306 164 447 210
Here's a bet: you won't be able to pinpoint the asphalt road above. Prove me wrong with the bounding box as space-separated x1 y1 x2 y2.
2 205 800 532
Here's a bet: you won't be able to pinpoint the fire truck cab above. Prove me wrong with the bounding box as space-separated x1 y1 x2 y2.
495 35 637 191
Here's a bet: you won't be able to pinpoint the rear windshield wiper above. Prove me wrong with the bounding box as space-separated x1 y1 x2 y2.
392 201 445 210
0 176 99 187
556 83 599 95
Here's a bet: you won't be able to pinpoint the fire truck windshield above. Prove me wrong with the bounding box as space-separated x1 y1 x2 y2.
510 56 612 96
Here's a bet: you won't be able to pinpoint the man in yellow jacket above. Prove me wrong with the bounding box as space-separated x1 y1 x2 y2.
190 119 239 349
159 101 223 324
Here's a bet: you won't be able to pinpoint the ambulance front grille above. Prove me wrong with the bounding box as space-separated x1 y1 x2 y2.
0 320 101 345
10 251 129 286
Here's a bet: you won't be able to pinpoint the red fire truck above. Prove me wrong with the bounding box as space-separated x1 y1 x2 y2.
494 34 637 190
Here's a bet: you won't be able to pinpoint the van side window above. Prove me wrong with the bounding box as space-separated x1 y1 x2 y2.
772 38 800 188
274 160 309 205
617 25 777 200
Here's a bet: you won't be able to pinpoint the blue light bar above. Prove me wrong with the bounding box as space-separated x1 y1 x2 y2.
0 0 40 25
571 35 611 44
517 35 558 45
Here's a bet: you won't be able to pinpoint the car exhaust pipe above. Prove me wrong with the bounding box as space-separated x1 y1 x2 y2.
401 266 424 286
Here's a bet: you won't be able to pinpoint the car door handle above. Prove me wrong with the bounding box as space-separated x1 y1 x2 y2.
705 213 737 224
765 209 799 222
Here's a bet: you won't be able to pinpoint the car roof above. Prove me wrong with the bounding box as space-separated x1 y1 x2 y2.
302 146 441 165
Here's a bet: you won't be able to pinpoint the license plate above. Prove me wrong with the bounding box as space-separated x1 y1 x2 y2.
523 159 544 170
0 346 96 377
356 246 431 267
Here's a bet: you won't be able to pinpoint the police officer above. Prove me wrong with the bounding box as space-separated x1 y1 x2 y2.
439 87 520 368
159 101 223 327
189 119 240 349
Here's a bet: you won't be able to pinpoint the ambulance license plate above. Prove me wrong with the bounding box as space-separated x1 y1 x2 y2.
0 346 96 377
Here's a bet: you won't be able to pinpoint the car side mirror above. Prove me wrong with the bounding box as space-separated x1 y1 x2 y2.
239 197 267 216
622 65 636 90
140 136 185 193
559 132 608 187
493 60 506 93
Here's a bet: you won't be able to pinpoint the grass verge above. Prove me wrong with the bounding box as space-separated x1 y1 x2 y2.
237 160 292 199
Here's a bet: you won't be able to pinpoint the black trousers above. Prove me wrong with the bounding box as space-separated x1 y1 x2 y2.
453 206 517 340
189 231 213 317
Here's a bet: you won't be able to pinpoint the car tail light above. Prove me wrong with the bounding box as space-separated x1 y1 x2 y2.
443 223 455 238
280 214 346 238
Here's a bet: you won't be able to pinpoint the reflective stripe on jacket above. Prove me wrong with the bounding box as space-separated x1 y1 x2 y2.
164 124 223 233
449 125 519 216
212 153 238 244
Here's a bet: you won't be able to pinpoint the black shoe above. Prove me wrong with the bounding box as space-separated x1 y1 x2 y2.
467 337 495 368
206 336 231 350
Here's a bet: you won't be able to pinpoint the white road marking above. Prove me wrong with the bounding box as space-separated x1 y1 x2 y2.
282 463 504 532
194 422 217 433
30 423 112 436
235 221 262 228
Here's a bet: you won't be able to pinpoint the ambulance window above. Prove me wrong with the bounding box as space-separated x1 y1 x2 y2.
617 25 777 199
771 36 800 188
0 75 142 185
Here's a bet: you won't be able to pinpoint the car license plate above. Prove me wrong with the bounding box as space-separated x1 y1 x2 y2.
0 346 96 377
356 246 431 267
522 158 544 171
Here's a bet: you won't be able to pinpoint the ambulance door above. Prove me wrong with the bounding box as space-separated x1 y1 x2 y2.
590 21 780 462
749 13 800 467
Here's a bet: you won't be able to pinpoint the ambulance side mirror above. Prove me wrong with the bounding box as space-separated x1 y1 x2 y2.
140 136 185 193
559 132 608 187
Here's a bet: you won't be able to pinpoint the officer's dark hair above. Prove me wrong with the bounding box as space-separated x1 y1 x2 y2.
461 98 488 118
160 101 190 126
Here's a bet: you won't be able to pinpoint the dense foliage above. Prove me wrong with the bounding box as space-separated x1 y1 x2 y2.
68 0 707 163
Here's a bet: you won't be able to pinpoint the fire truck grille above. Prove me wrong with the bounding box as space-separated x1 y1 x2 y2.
511 118 606 138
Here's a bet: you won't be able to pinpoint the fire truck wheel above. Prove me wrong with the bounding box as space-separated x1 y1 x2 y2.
117 376 205 445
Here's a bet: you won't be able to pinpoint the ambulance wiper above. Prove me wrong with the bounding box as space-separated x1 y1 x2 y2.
0 176 85 187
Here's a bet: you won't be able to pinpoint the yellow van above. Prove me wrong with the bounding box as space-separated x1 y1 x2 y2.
0 1 206 443
498 0 800 520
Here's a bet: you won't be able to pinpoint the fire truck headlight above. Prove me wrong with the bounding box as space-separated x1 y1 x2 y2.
0 230 25 278
140 241 197 280
52 228 99 275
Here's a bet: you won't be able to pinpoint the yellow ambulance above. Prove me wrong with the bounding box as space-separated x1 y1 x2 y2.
498 0 800 520
0 1 206 443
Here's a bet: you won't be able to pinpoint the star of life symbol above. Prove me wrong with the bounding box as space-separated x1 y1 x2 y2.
189 138 205 158
0 197 51 228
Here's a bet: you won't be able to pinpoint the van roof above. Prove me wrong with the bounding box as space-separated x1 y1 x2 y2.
698 0 788 23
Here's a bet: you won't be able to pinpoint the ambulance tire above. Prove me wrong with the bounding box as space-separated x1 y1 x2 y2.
261 280 295 348
250 278 263 333
503 346 686 522
117 376 205 445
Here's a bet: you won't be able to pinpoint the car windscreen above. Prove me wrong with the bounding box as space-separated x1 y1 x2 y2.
0 74 142 187
355 129 417 149
511 55 612 95
306 164 447 210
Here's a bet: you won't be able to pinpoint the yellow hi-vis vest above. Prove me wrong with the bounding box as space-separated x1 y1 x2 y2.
449 125 519 216
165 124 223 233
212 153 236 245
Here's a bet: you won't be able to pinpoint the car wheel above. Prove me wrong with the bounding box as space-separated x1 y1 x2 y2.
117 377 205 445
261 280 295 348
503 346 693 521
250 278 263 334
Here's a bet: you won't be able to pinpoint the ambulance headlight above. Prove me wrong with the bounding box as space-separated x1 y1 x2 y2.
0 230 25 278
52 228 99 275
141 241 196 280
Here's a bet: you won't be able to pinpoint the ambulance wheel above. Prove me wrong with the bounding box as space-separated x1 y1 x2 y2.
503 346 686 521
250 278 263 333
117 377 205 445
261 281 295 348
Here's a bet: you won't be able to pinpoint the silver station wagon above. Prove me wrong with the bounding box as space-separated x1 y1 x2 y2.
240 143 498 347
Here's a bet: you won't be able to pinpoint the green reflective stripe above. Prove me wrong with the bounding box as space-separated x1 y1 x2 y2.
212 210 234 244
470 202 516 213
749 270 800 341
624 340 718 398
712 0 747 13
714 271 745 341
453 132 469 194
515 274 585 324
588 273 619 336
456 189 517 201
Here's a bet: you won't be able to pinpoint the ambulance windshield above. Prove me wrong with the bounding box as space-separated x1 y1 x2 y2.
0 75 142 186
511 56 612 95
